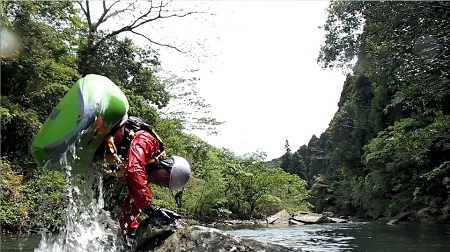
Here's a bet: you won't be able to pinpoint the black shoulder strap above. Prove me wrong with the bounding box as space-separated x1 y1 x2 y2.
117 116 165 158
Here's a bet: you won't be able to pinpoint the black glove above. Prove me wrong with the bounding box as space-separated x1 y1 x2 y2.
144 204 181 223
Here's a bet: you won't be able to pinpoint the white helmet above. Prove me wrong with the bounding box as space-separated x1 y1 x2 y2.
159 155 191 190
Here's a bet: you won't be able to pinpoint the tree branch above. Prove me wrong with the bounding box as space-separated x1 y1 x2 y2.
90 0 200 51
76 0 91 30
92 0 123 31
130 31 189 53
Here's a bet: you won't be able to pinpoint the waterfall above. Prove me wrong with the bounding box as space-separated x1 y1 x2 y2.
34 145 122 252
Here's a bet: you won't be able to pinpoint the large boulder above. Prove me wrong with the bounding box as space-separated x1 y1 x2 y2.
266 210 291 224
291 212 327 224
154 225 297 252
265 210 348 226
386 212 410 225
134 218 297 252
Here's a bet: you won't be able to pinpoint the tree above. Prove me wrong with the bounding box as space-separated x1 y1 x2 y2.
1 1 81 159
319 1 450 119
313 0 450 218
1 1 82 231
76 0 207 75
157 71 223 135
280 140 292 172
75 0 223 135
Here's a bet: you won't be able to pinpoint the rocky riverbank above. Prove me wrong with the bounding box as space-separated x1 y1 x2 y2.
204 210 349 228
130 211 351 251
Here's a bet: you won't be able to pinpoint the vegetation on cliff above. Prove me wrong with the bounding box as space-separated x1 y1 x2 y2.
278 1 450 221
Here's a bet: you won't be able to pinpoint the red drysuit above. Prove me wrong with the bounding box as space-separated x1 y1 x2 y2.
118 130 161 233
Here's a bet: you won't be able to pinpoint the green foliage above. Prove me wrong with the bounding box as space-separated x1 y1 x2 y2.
158 72 223 135
0 159 28 231
317 0 365 69
290 1 450 219
0 158 66 232
214 152 310 219
1 97 42 159
79 36 170 109
1 0 312 234
125 90 160 125
22 169 66 231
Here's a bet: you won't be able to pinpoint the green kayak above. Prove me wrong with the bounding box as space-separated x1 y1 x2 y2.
31 74 129 174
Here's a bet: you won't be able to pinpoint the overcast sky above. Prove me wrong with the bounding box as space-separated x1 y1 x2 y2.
156 1 346 160
92 1 346 160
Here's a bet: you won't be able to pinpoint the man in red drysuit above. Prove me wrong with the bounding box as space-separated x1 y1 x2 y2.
99 117 191 251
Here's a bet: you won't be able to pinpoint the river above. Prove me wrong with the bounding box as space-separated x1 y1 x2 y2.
222 221 450 251
2 221 450 251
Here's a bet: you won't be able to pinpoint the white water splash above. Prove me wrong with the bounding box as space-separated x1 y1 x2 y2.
35 145 123 252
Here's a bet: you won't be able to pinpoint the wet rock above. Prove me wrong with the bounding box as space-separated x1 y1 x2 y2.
266 210 345 225
416 207 450 223
135 218 182 251
135 219 297 252
387 212 410 225
322 211 334 217
291 212 327 224
154 225 297 252
440 206 450 222
416 207 432 221
266 210 291 224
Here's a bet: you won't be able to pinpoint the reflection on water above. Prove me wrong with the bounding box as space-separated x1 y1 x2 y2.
223 223 360 251
1 234 41 252
223 222 450 252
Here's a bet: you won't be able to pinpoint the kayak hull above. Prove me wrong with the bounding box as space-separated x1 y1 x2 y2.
31 74 129 174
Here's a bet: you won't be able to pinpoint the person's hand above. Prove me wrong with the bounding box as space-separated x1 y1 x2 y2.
159 207 181 220
144 204 180 223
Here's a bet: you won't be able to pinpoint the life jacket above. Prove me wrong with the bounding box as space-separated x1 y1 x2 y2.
99 116 166 177
119 116 166 163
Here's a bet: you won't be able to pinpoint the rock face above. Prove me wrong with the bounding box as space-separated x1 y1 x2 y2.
386 212 410 225
135 219 297 252
133 210 349 251
154 225 297 252
291 212 327 224
266 209 291 224
266 210 348 225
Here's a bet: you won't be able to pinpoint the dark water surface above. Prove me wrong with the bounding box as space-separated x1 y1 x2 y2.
222 221 450 252
1 233 41 252
2 222 450 251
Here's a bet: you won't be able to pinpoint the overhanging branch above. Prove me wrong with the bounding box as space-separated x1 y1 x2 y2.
130 31 189 53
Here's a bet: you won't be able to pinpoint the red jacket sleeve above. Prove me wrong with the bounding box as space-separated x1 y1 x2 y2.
124 130 161 211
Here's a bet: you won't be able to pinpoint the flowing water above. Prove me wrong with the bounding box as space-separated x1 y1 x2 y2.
223 221 450 251
3 221 450 251
3 145 124 252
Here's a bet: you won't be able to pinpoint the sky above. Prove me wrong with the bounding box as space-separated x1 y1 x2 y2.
92 1 347 160
157 1 346 160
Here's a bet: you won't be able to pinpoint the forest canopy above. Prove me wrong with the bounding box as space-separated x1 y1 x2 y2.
279 0 450 221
